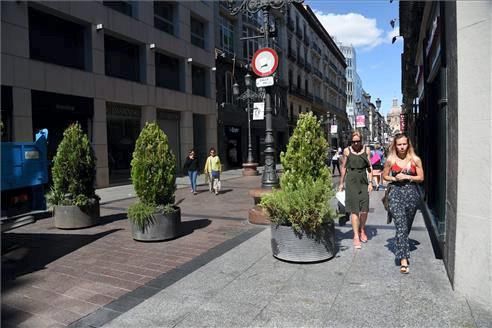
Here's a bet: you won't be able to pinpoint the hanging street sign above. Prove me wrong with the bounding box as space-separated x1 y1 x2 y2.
256 76 274 88
253 102 265 120
356 115 365 128
251 47 279 77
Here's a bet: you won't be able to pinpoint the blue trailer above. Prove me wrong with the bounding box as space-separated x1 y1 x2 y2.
1 130 49 228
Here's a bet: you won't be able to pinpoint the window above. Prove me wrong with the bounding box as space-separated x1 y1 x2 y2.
105 35 140 82
191 16 206 49
297 75 301 89
154 1 174 35
192 65 207 97
219 15 234 55
103 1 133 17
305 79 308 93
242 26 258 61
28 8 86 70
288 70 293 90
155 52 180 91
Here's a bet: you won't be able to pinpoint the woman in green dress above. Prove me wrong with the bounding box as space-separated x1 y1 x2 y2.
338 131 373 249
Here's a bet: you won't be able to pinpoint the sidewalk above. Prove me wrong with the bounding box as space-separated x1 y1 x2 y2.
80 189 489 327
97 166 277 205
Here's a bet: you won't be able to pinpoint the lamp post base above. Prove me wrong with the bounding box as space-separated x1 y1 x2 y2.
242 162 259 176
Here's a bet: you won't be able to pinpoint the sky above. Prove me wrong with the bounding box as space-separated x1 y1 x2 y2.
306 0 403 116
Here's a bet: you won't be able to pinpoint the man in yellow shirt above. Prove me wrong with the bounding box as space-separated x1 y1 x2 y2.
204 147 222 195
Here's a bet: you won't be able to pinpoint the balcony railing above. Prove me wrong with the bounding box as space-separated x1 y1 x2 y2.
312 43 321 54
324 76 330 84
314 69 323 79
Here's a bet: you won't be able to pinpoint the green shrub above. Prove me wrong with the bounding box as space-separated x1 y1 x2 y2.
47 123 98 207
261 112 335 234
128 122 176 229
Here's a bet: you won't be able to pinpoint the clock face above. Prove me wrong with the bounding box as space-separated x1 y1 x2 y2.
252 48 279 77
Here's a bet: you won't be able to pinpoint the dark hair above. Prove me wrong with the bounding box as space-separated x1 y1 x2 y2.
209 147 216 153
189 149 195 154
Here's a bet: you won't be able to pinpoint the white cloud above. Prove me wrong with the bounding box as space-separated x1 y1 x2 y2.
314 10 393 50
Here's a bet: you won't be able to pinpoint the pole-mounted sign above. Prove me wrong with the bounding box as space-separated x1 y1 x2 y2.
251 47 279 78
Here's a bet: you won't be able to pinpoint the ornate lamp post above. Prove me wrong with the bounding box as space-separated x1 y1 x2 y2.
233 73 263 175
227 0 303 189
375 97 381 142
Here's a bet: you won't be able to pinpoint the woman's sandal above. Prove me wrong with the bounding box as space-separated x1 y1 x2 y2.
400 265 410 274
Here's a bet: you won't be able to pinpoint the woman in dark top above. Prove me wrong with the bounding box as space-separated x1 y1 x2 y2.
183 149 199 195
382 133 424 274
339 131 373 249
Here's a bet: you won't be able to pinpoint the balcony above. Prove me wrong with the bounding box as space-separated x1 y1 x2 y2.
296 28 303 39
297 57 305 68
305 63 312 73
288 49 297 61
312 43 321 54
324 76 330 84
323 54 329 62
304 36 310 46
287 18 295 31
314 69 323 79
314 96 324 105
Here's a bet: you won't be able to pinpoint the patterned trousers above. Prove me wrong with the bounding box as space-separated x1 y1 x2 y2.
388 183 421 260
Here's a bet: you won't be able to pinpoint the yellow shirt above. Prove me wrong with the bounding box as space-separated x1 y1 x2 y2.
204 155 221 173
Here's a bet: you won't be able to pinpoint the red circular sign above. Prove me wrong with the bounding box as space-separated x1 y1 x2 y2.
251 47 279 77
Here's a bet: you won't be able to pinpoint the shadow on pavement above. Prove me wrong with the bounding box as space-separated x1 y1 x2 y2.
180 219 211 236
97 212 128 226
1 229 121 287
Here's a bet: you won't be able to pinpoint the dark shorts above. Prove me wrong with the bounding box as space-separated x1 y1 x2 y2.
211 170 220 179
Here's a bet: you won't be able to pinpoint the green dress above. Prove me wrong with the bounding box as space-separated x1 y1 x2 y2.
345 148 370 213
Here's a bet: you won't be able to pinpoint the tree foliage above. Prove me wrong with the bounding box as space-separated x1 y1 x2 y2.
128 122 176 228
47 123 98 207
261 112 335 234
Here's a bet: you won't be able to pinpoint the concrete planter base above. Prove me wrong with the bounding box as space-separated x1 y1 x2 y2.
131 207 181 242
54 202 100 229
242 163 259 176
270 221 336 263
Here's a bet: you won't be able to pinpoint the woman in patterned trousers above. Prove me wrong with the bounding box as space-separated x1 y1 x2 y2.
382 133 424 274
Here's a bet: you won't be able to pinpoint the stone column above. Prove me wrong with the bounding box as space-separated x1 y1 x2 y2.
93 99 109 187
12 87 33 142
180 111 194 162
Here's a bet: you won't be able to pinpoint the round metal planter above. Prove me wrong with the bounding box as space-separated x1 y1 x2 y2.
131 207 181 242
270 221 336 263
54 202 100 229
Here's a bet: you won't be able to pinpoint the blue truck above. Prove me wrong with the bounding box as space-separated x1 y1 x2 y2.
1 130 49 230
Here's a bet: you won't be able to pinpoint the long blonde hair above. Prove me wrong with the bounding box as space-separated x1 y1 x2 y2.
386 133 419 164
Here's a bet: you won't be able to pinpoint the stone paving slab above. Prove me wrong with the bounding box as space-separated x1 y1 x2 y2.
1 175 266 327
101 189 489 328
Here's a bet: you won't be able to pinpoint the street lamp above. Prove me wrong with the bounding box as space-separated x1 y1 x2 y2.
375 97 382 111
227 0 303 188
233 73 263 172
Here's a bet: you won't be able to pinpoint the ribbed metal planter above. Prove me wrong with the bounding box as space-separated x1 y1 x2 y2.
131 207 181 242
270 221 336 263
54 202 99 229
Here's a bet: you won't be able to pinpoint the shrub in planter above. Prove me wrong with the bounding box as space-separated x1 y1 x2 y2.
128 122 180 241
260 112 336 261
47 123 100 229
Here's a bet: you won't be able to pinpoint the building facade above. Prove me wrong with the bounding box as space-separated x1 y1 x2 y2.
339 44 362 131
400 1 491 310
286 3 349 149
1 1 217 187
214 2 289 169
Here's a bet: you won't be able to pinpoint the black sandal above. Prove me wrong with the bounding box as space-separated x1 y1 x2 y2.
400 265 410 274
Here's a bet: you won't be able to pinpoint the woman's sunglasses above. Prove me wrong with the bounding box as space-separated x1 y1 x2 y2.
352 140 361 144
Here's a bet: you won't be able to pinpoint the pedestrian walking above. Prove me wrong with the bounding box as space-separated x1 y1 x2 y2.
183 149 199 195
370 143 385 190
338 131 373 249
382 133 424 274
204 147 222 195
331 147 342 176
